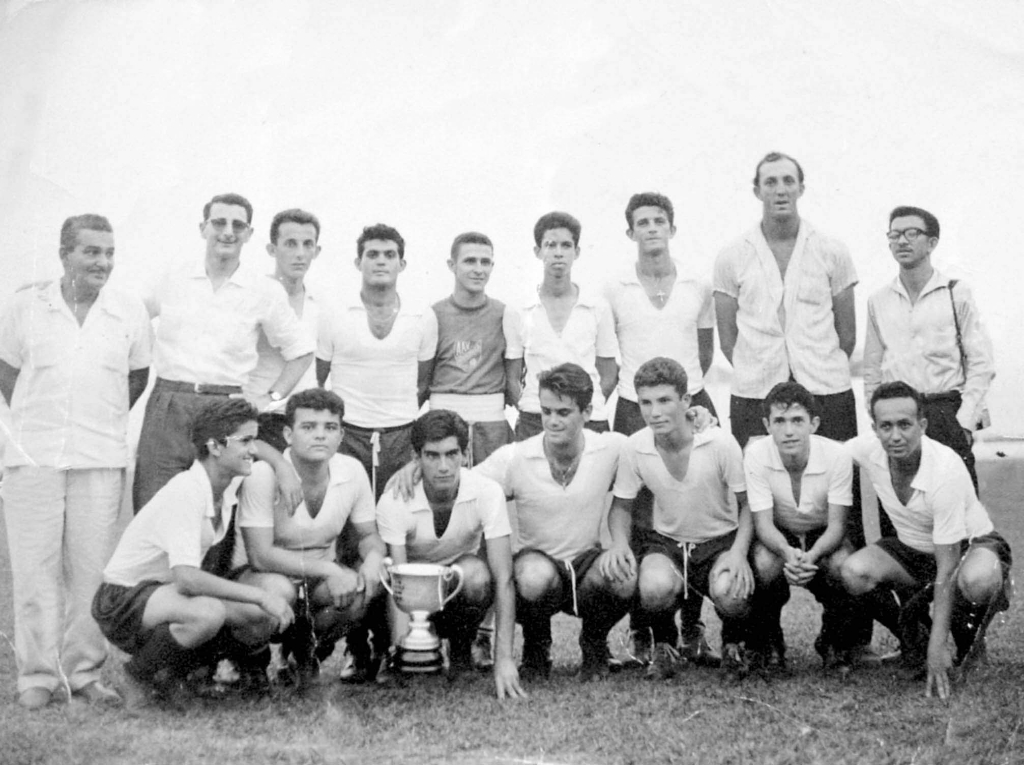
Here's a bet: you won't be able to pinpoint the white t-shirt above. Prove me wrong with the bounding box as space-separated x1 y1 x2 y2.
375 468 510 565
614 427 746 544
745 434 853 534
846 433 993 554
103 461 239 586
317 293 438 428
233 451 375 568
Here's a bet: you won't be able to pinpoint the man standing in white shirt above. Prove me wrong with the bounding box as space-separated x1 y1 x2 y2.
864 206 994 491
316 223 438 681
134 193 315 511
506 212 618 440
245 209 324 452
841 382 1011 699
0 214 151 710
604 191 719 668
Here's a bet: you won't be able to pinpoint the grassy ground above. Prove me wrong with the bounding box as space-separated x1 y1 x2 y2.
1 457 1022 765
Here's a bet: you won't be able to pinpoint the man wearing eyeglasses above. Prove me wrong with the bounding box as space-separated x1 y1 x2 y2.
133 193 315 512
863 206 994 491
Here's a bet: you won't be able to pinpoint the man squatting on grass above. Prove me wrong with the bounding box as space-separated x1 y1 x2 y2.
375 409 526 699
230 388 387 690
92 399 295 706
841 382 1013 699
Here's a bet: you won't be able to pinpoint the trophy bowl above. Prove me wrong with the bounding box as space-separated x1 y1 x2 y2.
380 561 464 673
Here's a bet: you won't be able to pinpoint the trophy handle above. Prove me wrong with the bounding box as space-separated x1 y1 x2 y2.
438 564 464 611
379 557 395 597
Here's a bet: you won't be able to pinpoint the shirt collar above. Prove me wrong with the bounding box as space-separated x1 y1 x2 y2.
41 280 124 319
283 449 352 488
189 259 258 288
764 435 827 475
887 267 950 301
867 434 937 492
635 426 714 455
523 284 598 310
617 258 699 286
409 468 476 513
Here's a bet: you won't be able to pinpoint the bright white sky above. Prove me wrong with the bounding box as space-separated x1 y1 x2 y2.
1 0 1022 435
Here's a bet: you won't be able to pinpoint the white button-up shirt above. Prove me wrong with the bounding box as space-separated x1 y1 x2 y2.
846 434 993 554
745 434 853 535
243 279 320 408
604 261 715 402
317 292 438 428
0 282 152 469
145 261 313 387
505 290 618 421
864 270 994 432
714 221 857 398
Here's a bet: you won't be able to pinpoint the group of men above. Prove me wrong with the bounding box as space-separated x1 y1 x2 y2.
0 151 1010 712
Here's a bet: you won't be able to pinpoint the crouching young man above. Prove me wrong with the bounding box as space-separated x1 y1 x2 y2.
92 399 294 707
375 410 525 699
841 382 1012 699
603 357 755 681
232 389 386 690
746 382 857 672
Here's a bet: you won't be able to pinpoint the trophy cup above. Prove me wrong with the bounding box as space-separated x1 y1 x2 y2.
380 560 464 673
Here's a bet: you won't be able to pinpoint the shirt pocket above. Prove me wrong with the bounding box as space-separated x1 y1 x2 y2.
26 335 63 369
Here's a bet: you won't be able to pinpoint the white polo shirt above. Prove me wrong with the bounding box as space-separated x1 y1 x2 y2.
614 427 746 544
145 261 313 387
846 434 993 554
103 461 240 586
0 282 152 469
243 280 321 408
604 262 715 402
317 293 438 428
505 290 618 422
745 434 853 535
375 468 509 565
864 270 995 432
713 221 857 398
476 430 626 562
233 451 375 568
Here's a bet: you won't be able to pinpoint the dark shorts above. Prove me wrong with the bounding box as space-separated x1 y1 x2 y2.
257 411 290 454
639 528 739 601
465 419 514 466
779 525 826 552
514 546 603 617
340 421 413 502
91 580 163 655
876 532 1013 588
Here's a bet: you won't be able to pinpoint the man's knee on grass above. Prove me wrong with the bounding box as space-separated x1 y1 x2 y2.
454 553 495 607
840 549 884 596
581 561 636 601
708 562 750 618
514 552 562 603
639 553 681 612
170 595 228 648
957 547 1005 607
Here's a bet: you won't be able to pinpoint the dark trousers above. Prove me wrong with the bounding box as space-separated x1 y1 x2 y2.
921 392 978 493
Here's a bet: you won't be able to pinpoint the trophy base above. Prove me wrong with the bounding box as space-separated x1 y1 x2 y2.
396 646 445 674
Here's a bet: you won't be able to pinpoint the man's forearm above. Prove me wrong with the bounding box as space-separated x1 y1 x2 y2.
271 352 314 396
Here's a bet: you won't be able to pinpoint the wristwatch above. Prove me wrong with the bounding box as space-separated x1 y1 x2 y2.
268 391 284 403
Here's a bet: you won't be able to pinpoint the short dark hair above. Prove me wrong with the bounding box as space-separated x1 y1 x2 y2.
537 363 593 412
411 409 469 454
625 192 675 229
59 214 112 253
203 193 253 223
191 398 259 460
270 208 321 244
753 152 805 187
870 381 925 421
533 211 581 247
634 357 688 399
889 206 940 239
763 381 820 420
285 388 345 428
357 223 405 260
450 231 493 261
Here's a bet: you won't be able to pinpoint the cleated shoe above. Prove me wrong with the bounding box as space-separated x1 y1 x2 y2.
678 627 722 668
617 628 654 670
646 642 682 681
579 637 613 683
520 641 552 681
722 643 750 683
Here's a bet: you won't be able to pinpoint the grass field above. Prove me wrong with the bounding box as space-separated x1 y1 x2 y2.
1 455 1022 765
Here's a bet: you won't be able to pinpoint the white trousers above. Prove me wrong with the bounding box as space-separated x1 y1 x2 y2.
1 466 124 693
